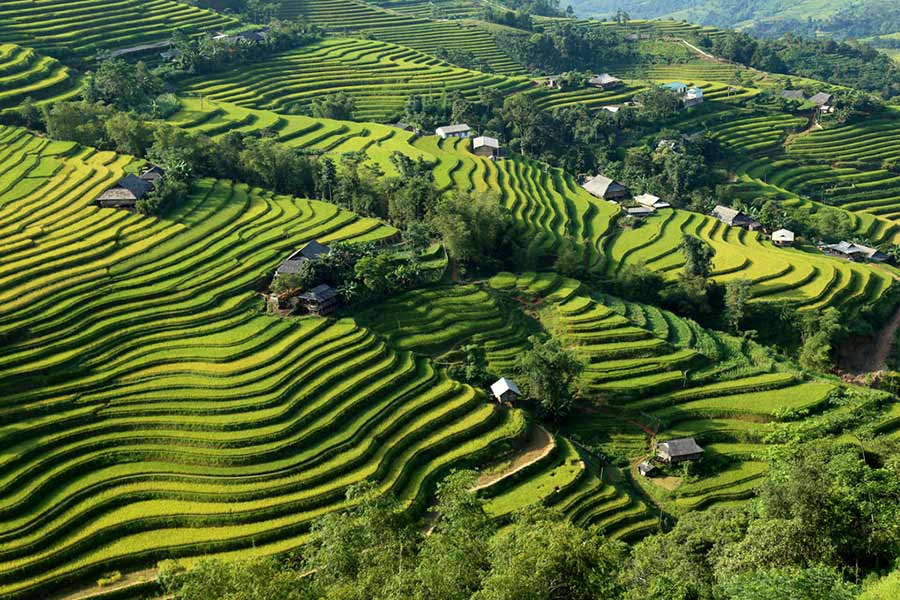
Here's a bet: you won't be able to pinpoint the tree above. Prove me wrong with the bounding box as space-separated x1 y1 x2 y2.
310 92 356 120
723 279 752 333
105 112 152 156
429 191 515 271
413 471 493 600
798 307 842 372
316 156 337 202
474 508 627 600
720 565 857 600
159 557 310 600
680 235 714 280
83 59 162 110
515 335 582 419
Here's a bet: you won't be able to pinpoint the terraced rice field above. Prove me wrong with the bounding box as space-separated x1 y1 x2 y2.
277 0 523 74
782 112 900 220
355 279 658 539
164 99 894 315
0 43 81 111
181 38 532 122
487 272 850 514
0 125 536 598
0 0 236 56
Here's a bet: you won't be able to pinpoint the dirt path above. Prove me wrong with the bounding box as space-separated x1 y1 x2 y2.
472 424 555 491
53 568 159 600
859 303 900 374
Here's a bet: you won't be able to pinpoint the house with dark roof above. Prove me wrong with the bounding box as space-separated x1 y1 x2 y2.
299 283 340 316
274 240 331 277
637 461 656 477
392 122 415 132
781 90 806 101
588 73 622 90
139 164 166 183
96 174 154 209
711 205 761 231
582 174 631 202
810 92 833 107
656 437 704 464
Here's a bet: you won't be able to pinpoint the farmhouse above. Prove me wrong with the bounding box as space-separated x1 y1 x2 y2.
634 193 671 209
490 377 521 404
810 92 833 107
821 241 890 263
213 29 268 44
637 461 656 477
772 229 795 247
663 81 688 94
546 76 560 89
711 205 761 231
139 164 166 183
588 73 622 90
781 89 806 101
582 174 631 202
435 124 471 139
656 437 704 464
96 173 154 209
472 136 501 158
299 283 340 316
625 206 655 219
274 240 331 277
683 86 704 107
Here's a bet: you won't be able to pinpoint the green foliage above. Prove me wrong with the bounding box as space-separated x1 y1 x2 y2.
798 307 842 373
515 334 583 419
429 190 517 271
723 278 751 333
161 557 309 600
83 59 162 111
719 565 858 600
310 92 357 121
680 235 715 280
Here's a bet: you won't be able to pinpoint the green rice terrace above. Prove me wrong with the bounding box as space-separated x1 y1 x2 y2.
4 0 900 596
180 37 533 121
0 0 236 56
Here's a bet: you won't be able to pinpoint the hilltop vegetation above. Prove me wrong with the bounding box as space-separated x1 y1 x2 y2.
3 0 900 597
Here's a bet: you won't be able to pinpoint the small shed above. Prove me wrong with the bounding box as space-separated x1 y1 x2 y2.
588 73 622 90
625 206 655 219
96 174 154 209
435 124 471 139
393 122 415 132
634 193 671 209
809 92 834 107
657 437 704 464
637 461 656 477
781 90 806 101
299 283 339 316
600 105 620 113
582 174 631 202
472 136 501 158
274 240 330 278
711 205 761 231
772 229 795 247
490 377 521 404
683 86 704 107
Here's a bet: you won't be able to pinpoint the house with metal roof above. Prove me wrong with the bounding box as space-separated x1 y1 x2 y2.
711 205 761 231
821 241 890 263
683 86 704 107
809 92 833 107
96 174 155 209
435 124 471 139
781 90 806 101
663 82 688 94
656 437 704 464
588 73 622 89
634 193 671 209
582 175 631 202
772 229 795 247
274 240 331 277
299 283 339 316
472 136 501 158
490 377 521 404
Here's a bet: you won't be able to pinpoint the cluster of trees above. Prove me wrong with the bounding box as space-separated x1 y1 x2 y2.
494 0 565 18
165 21 322 74
433 47 494 72
185 0 283 23
159 440 900 600
700 31 900 101
494 22 633 73
272 241 435 304
482 6 533 31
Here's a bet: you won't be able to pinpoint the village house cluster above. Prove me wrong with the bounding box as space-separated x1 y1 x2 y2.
95 164 165 209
